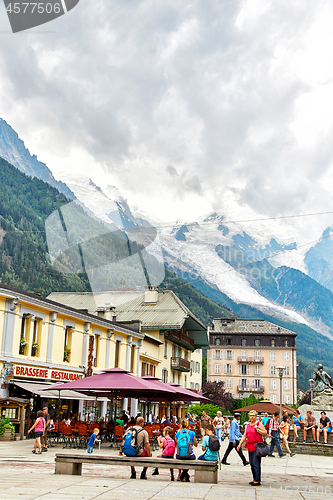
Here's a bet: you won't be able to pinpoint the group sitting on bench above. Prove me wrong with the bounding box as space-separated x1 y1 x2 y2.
119 416 220 481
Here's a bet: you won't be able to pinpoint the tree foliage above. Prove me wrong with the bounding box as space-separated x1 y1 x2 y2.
201 381 234 410
187 403 222 419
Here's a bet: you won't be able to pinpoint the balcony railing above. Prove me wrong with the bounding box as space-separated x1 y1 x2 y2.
171 357 191 372
165 330 195 351
237 385 264 393
237 357 264 364
237 385 250 392
252 386 265 393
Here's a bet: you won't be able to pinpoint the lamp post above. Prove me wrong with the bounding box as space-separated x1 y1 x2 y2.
277 366 285 419
309 378 314 404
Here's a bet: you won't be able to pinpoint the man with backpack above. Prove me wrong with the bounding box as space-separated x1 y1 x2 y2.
221 413 250 466
198 424 220 461
121 416 152 479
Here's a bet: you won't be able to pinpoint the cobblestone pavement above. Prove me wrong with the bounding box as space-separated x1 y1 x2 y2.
0 438 332 499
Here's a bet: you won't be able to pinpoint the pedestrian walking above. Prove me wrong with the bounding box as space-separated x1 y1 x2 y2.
237 410 267 486
200 410 212 440
213 411 223 440
268 411 286 457
41 407 50 452
28 410 45 454
221 413 250 466
280 415 295 457
86 428 100 454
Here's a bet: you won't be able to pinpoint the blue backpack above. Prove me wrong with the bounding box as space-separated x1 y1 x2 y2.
177 430 192 458
122 427 143 456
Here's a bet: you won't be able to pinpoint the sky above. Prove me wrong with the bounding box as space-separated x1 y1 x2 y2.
1 0 333 231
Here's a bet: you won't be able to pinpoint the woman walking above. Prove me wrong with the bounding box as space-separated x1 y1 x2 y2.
213 411 223 440
28 410 45 454
280 415 295 457
237 410 267 486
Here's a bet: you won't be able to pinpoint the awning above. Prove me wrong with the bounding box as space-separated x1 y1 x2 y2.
12 381 106 401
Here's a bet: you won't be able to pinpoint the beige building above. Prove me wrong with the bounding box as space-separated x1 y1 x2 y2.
207 318 297 405
48 287 208 416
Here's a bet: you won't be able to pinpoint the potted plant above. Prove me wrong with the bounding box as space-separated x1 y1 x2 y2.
63 345 71 362
19 338 28 355
0 417 15 441
31 342 39 356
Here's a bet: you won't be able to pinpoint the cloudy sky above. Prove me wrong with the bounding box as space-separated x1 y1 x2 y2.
1 0 333 232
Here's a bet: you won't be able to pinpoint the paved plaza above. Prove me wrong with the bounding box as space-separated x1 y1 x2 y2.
0 438 332 499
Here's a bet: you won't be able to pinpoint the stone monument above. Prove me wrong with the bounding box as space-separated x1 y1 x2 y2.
299 364 333 421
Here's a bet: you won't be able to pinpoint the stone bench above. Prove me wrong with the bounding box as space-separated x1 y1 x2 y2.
55 453 218 483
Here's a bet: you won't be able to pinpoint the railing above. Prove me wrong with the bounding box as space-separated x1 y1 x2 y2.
252 386 265 393
165 330 195 350
237 385 264 393
170 357 191 371
237 385 250 392
237 357 264 364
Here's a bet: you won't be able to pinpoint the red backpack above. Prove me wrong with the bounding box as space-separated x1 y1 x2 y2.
163 436 176 457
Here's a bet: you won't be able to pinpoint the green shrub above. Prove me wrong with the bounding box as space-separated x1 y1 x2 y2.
187 403 222 419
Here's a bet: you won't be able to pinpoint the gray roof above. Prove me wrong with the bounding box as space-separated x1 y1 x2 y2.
210 318 296 336
48 290 209 348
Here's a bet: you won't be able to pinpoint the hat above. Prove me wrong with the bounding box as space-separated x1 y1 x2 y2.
234 412 241 417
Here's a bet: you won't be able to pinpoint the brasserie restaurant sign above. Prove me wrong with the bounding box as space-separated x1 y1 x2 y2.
14 364 83 381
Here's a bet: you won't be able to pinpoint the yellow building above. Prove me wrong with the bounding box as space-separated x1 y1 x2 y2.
207 318 298 405
0 284 144 420
48 286 209 418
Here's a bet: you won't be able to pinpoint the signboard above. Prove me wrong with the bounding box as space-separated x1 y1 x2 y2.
14 365 83 381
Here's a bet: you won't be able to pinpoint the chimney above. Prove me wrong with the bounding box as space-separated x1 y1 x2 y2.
96 306 106 318
104 303 116 321
144 285 159 304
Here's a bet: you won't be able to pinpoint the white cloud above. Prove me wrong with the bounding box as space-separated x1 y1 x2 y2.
1 0 333 232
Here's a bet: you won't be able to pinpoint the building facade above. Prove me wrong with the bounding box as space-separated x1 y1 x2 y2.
48 287 208 404
207 318 297 405
0 284 144 419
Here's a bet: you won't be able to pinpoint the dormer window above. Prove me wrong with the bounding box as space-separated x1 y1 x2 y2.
284 339 289 347
241 339 246 346
254 339 260 347
216 338 221 346
271 339 275 347
227 338 232 346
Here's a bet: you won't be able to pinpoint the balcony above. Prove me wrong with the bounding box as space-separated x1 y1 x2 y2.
238 385 264 393
237 386 250 393
237 357 264 364
165 330 195 351
252 385 265 393
171 357 191 372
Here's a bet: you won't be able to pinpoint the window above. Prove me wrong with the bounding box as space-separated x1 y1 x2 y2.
254 350 261 361
184 350 188 361
253 379 261 390
225 350 234 360
141 362 147 376
172 344 175 357
254 339 260 347
270 379 277 390
213 349 222 359
270 351 277 361
178 347 182 358
241 338 246 346
284 365 290 376
196 362 200 372
178 373 180 384
239 379 249 390
283 351 290 361
162 369 168 383
270 394 277 403
149 364 156 376
270 365 276 376
164 340 168 358
284 339 289 347
195 383 199 391
224 364 232 374
227 338 232 345
63 326 73 363
271 339 275 347
226 378 232 389
19 314 32 355
115 340 121 368
239 364 249 375
31 318 42 357
94 334 100 367
214 363 221 374
214 378 221 383
130 344 136 373
284 380 291 391
254 365 261 375
241 350 247 361
184 375 187 388
284 395 291 404
191 382 195 389
173 371 175 383
216 338 221 346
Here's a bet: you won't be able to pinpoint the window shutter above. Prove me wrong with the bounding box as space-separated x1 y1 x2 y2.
212 350 216 359
232 350 234 360
224 364 227 374
239 365 242 375
238 378 242 388
246 365 250 375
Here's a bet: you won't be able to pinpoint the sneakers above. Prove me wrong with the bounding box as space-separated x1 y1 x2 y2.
290 452 296 457
152 468 159 476
313 440 316 444
130 470 136 479
303 440 306 443
243 461 250 466
267 454 275 457
171 475 175 481
324 442 328 445
42 447 48 452
279 454 286 458
140 471 147 480
221 460 230 465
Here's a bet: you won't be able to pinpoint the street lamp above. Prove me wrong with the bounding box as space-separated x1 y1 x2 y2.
309 378 314 404
277 366 285 419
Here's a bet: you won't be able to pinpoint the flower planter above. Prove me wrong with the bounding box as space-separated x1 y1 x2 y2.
0 429 12 441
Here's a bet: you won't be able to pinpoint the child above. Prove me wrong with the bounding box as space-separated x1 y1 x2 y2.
87 428 100 454
152 426 176 481
198 424 220 461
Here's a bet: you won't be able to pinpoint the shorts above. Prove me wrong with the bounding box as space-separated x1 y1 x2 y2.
138 448 148 457
87 445 94 453
161 455 174 458
319 427 332 433
35 431 43 438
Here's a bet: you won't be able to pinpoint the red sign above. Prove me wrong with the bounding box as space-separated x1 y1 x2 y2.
14 365 83 381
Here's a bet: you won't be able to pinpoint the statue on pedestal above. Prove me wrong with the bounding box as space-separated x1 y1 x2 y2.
313 364 333 393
